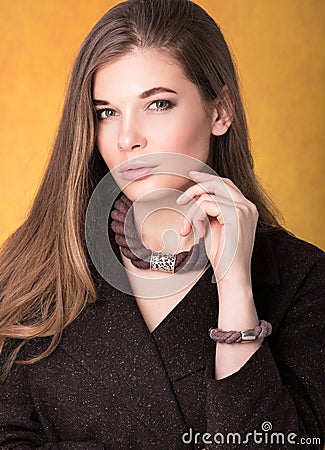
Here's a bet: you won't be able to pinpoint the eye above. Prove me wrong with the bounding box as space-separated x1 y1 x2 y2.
147 100 174 111
96 108 117 120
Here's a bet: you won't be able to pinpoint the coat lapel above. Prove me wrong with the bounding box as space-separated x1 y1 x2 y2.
60 275 187 444
151 265 217 382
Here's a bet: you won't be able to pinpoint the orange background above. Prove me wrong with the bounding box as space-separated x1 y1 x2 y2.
0 0 324 250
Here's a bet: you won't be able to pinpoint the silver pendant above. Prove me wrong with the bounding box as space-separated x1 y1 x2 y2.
150 252 176 273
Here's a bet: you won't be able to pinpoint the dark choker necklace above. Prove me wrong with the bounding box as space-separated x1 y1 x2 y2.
110 194 208 273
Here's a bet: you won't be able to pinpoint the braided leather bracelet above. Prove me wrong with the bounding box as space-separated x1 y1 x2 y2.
209 320 272 343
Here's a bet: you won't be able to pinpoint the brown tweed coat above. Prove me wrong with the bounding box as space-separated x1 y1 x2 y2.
0 228 324 449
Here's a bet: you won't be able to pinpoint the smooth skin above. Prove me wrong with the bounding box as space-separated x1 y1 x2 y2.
93 48 261 379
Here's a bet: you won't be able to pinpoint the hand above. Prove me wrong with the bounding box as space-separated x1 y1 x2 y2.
176 170 259 286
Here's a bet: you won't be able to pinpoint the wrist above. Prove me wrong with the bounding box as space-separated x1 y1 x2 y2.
217 270 252 292
216 285 258 330
217 280 253 303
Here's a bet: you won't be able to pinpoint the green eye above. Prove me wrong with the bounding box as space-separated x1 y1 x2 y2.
96 108 117 120
148 100 173 111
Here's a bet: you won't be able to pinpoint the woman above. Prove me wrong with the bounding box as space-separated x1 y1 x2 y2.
0 0 324 448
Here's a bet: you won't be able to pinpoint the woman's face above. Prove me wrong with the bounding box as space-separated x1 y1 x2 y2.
93 48 218 201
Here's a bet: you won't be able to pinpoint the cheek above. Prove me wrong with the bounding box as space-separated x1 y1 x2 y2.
157 111 211 160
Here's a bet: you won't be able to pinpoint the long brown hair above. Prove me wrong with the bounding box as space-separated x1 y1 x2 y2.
0 0 285 377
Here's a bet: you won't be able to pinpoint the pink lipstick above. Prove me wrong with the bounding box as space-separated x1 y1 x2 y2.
119 160 159 181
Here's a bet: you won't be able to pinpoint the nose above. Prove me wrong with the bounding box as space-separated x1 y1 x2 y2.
117 120 148 153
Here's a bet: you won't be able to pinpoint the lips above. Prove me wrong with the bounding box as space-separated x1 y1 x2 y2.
119 160 159 181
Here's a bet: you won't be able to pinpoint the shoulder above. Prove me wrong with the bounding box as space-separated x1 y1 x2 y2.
267 227 323 254
252 227 324 291
266 228 324 275
252 229 324 351
257 226 323 262
265 228 324 266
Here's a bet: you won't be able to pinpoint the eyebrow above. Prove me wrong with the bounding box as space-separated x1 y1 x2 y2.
138 86 177 99
93 86 178 106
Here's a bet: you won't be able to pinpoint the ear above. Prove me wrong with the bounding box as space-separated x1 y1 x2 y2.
211 86 233 136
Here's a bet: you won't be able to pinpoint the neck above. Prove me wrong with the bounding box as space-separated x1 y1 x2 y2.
132 191 195 254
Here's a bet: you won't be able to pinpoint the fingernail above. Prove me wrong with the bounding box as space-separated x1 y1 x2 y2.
189 170 200 175
180 221 187 235
176 193 190 204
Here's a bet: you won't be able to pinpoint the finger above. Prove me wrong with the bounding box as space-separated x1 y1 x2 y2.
189 171 245 200
183 193 234 224
188 170 220 181
192 199 224 224
176 179 224 204
221 177 244 196
177 172 243 205
180 198 226 236
180 216 192 236
192 217 207 240
181 214 207 237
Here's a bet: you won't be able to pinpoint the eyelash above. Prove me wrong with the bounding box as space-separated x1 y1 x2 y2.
95 99 174 120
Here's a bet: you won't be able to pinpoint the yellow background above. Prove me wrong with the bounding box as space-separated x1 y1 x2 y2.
0 0 324 250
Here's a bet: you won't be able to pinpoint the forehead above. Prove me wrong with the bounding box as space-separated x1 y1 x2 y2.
93 48 189 97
